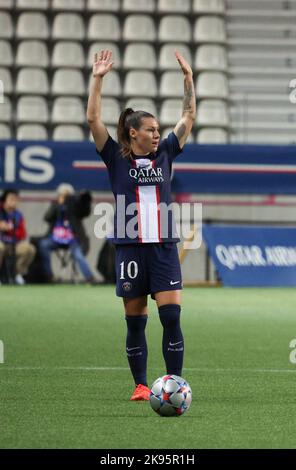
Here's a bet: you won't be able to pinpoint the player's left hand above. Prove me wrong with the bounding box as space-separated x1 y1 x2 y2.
175 50 193 77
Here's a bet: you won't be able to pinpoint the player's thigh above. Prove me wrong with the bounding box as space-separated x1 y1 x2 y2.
123 296 148 316
150 243 182 306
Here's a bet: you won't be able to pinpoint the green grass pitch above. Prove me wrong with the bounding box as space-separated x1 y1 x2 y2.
1 285 296 449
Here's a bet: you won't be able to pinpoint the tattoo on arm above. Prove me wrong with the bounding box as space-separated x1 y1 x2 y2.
175 122 187 141
183 80 195 117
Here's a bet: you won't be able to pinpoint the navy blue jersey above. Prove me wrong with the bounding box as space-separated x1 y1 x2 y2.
96 132 183 244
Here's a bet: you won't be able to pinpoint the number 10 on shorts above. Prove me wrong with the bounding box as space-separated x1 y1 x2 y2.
120 261 138 279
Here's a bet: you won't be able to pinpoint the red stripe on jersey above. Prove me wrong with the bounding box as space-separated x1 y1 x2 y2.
152 160 162 243
132 159 143 243
135 185 143 243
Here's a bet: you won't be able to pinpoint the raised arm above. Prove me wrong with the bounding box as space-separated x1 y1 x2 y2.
173 51 197 149
87 50 114 152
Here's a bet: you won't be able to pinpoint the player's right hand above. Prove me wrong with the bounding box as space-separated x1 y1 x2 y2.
93 50 114 77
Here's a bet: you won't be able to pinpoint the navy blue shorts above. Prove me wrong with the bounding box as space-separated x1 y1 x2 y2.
115 242 182 298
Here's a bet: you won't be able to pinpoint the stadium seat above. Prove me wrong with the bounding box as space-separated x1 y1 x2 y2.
198 100 229 127
17 96 49 123
230 104 296 124
159 72 184 97
52 42 85 69
123 15 156 42
123 44 157 70
0 96 11 122
87 43 121 69
17 124 48 140
52 125 85 141
0 12 13 39
124 71 157 97
159 16 191 42
106 126 117 141
0 124 11 139
193 0 225 15
230 129 296 145
0 41 13 67
16 13 49 40
194 17 226 43
197 72 229 99
157 0 191 13
163 128 194 142
52 13 85 41
16 41 49 68
197 128 228 143
100 98 121 124
16 68 49 95
86 0 120 11
51 97 85 124
227 23 296 40
89 70 121 97
89 126 117 142
125 98 157 116
159 99 183 126
122 0 155 12
88 14 120 41
0 0 13 8
195 45 227 72
0 67 13 94
230 77 285 94
52 69 85 96
228 50 296 69
52 0 85 10
16 0 48 9
230 66 295 80
158 44 192 70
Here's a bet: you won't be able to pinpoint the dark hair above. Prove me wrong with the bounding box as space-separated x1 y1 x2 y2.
0 189 19 203
117 108 155 159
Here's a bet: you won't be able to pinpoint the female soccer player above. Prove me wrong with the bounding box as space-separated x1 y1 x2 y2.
87 50 196 401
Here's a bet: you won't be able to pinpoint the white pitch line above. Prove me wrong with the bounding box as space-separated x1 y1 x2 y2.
0 367 296 373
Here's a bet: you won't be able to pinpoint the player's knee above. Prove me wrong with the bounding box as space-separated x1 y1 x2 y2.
0 242 5 254
158 304 181 327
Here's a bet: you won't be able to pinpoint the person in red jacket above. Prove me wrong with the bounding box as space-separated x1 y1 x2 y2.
0 189 36 285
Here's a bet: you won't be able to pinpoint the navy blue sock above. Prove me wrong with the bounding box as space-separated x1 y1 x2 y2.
125 315 148 386
158 304 184 376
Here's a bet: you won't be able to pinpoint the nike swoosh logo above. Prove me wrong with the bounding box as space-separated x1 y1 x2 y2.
170 280 180 285
169 341 183 346
126 347 141 352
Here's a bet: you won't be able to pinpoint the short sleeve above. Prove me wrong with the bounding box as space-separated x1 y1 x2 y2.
160 132 183 162
96 134 120 169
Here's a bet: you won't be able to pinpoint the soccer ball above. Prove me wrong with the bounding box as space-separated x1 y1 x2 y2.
149 375 192 417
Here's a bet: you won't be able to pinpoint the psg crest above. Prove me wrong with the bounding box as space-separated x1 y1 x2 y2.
122 282 132 292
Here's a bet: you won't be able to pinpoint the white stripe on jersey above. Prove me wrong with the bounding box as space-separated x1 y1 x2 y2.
135 159 161 243
137 185 160 242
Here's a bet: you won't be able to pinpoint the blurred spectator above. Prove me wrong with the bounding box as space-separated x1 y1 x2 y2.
39 183 97 284
0 189 36 285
